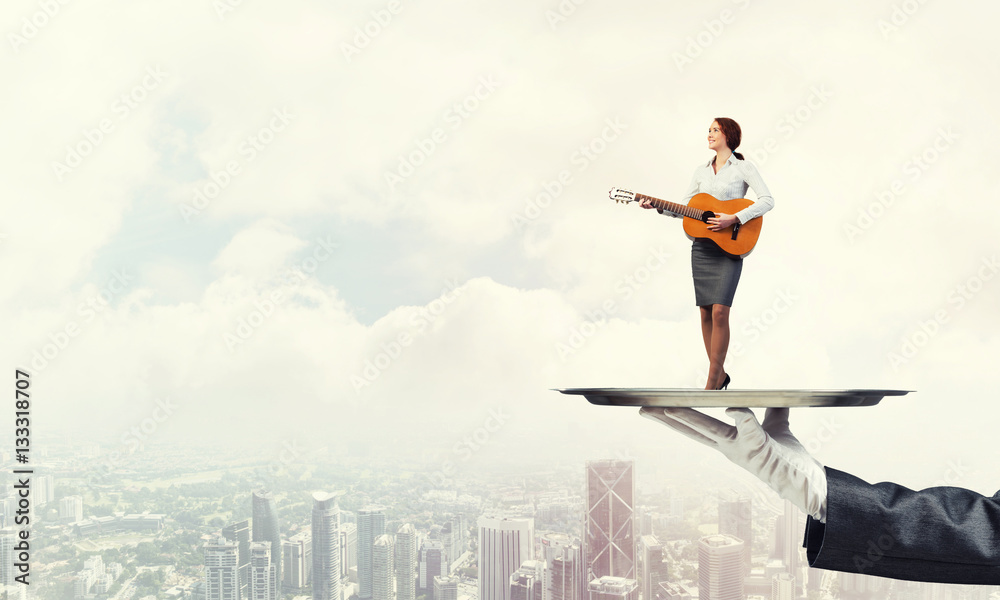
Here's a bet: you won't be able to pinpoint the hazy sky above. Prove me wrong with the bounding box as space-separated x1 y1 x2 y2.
4 1 999 494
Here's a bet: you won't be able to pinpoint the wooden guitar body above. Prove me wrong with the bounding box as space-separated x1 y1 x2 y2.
681 194 761 257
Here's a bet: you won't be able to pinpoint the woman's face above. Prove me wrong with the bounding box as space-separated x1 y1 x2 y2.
708 121 727 152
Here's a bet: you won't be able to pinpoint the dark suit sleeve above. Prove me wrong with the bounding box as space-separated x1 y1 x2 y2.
802 467 1000 585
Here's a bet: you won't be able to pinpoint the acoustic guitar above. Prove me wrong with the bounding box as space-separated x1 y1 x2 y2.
609 187 763 257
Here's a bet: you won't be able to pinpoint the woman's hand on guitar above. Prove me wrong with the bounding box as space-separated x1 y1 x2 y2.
707 212 738 231
639 199 656 210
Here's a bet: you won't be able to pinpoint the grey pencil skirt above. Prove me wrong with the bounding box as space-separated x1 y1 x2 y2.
691 238 742 306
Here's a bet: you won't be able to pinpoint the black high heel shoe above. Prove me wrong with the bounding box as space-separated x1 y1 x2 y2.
717 373 731 390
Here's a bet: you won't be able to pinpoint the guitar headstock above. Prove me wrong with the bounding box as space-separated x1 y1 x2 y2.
609 187 637 204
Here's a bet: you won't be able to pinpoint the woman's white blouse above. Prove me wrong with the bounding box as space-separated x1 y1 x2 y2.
661 154 774 224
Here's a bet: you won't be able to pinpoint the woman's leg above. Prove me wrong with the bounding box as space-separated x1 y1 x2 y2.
704 304 731 389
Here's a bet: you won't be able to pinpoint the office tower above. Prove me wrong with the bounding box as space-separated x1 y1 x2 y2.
223 519 252 600
433 575 459 600
341 522 358 580
419 539 446 592
359 506 387 600
478 515 535 600
312 491 342 600
60 495 83 522
541 533 584 600
637 536 669 600
253 488 282 598
587 576 638 600
585 460 635 581
778 499 800 586
396 524 417 600
697 535 744 600
450 514 466 558
771 573 794 600
205 536 241 600
250 541 276 600
0 529 14 586
717 494 751 574
510 560 545 600
284 531 311 591
373 534 395 600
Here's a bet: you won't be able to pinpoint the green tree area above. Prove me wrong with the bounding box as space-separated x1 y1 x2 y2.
135 568 167 598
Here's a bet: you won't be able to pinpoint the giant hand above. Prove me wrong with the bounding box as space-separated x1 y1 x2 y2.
639 407 828 522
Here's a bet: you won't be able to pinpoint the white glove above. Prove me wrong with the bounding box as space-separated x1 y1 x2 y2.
639 407 828 522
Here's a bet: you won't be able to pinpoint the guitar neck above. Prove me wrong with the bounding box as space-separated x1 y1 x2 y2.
635 193 703 219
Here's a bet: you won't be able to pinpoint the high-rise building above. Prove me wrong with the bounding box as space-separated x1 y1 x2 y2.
587 576 638 600
778 499 801 591
283 531 311 591
253 488 282 598
205 536 241 600
771 573 794 600
373 534 395 600
433 575 459 600
223 519 252 600
60 495 83 523
0 529 15 586
478 515 535 600
419 539 445 592
312 491 342 600
250 541 276 600
541 533 584 600
697 535 743 600
637 535 669 600
510 560 545 600
396 524 417 600
717 494 751 574
585 460 635 581
359 506 387 600
341 522 358 580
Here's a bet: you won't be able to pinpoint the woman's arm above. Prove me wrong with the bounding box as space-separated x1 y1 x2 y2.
734 161 774 224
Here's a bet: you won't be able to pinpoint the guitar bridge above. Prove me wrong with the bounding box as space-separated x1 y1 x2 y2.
731 222 741 240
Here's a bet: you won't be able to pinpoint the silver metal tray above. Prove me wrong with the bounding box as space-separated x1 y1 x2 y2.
555 388 911 408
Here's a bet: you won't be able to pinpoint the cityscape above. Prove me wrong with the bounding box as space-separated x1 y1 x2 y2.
1 440 998 600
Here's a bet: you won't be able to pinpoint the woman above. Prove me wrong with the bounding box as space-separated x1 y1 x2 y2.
640 118 774 390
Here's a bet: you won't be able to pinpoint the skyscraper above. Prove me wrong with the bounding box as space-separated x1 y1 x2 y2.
223 519 252 600
396 524 417 600
541 533 584 600
205 536 241 600
478 515 535 600
778 499 801 590
283 531 311 591
250 541 276 600
312 491 342 600
419 539 446 592
717 494 751 574
587 576 638 600
0 529 15 586
771 573 794 600
341 522 358 580
373 534 395 600
253 488 282 598
510 560 546 600
637 535 669 600
359 506 387 600
697 535 743 600
585 460 635 581
433 575 459 600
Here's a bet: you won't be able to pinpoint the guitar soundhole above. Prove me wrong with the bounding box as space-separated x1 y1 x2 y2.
700 210 714 223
